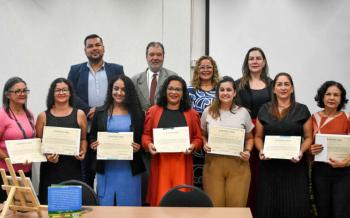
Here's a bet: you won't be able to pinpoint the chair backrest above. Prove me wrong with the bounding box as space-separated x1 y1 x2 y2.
59 179 99 206
159 184 213 207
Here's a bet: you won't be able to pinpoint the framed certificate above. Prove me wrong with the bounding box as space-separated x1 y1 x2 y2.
263 135 301 159
97 132 133 160
153 126 190 153
42 126 81 156
314 134 350 162
5 138 47 164
208 125 245 156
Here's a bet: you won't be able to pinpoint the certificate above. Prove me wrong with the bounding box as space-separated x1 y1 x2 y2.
42 126 81 156
208 125 245 156
314 134 350 162
97 132 133 160
263 135 301 159
153 126 190 153
5 138 47 164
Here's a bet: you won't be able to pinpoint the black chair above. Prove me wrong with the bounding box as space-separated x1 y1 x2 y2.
159 184 213 207
59 179 99 206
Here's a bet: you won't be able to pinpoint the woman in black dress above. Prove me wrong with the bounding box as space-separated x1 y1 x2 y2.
35 78 87 204
254 72 313 218
235 47 272 213
236 47 272 119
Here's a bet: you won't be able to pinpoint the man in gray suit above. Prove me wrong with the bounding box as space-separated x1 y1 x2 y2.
132 42 176 205
132 42 177 112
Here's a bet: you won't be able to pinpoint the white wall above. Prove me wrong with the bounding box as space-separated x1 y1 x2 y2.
0 0 205 117
210 0 350 112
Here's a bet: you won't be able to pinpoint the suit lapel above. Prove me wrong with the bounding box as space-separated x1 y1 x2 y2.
100 111 108 132
156 68 167 94
80 63 90 102
138 70 149 103
104 62 112 80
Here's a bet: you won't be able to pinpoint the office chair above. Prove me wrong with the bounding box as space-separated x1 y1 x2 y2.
159 184 213 207
59 179 99 206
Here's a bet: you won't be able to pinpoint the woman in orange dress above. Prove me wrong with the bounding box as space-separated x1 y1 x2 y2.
309 81 350 218
142 75 203 206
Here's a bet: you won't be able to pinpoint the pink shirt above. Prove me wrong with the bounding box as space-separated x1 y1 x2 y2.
0 107 34 172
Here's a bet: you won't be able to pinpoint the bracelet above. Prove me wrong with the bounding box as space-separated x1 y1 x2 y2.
244 148 251 153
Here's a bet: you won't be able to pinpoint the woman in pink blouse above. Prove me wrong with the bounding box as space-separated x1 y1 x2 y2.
0 77 35 202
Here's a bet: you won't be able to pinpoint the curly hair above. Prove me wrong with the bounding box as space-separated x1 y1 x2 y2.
156 75 191 112
191 56 220 89
238 47 270 90
103 74 143 116
46 78 75 109
314 80 348 111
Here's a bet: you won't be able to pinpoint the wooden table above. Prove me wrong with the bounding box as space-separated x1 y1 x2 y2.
2 206 252 218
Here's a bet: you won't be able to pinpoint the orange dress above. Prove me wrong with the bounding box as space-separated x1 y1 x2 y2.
142 105 203 206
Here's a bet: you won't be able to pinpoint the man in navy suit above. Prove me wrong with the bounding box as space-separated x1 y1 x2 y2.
68 34 124 188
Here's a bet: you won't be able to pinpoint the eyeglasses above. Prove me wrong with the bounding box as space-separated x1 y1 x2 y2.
54 89 70 94
199 65 213 70
167 87 183 93
8 89 30 95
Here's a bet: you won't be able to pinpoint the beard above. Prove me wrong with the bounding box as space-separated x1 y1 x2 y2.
87 55 103 64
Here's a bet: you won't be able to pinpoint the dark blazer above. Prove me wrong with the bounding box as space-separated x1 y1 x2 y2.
67 62 124 114
90 106 145 176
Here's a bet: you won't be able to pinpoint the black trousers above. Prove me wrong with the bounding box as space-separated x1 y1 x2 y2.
312 162 350 218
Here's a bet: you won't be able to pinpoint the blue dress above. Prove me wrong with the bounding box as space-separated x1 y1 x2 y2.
96 114 141 206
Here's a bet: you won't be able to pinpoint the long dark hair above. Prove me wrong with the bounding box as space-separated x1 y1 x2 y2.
238 47 270 90
2 76 33 122
103 74 143 118
46 78 75 109
271 72 296 119
156 75 191 112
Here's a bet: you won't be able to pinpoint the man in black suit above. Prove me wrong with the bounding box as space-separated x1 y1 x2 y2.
68 34 124 188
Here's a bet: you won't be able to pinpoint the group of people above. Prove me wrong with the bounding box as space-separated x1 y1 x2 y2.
0 34 349 218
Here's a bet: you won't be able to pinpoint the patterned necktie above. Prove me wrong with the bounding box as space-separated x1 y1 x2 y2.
149 73 158 105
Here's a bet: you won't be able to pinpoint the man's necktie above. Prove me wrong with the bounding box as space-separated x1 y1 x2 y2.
149 73 157 105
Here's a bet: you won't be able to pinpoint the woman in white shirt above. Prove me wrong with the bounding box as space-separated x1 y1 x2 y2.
201 76 254 207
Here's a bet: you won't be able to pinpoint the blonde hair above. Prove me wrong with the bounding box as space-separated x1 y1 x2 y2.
191 56 220 89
